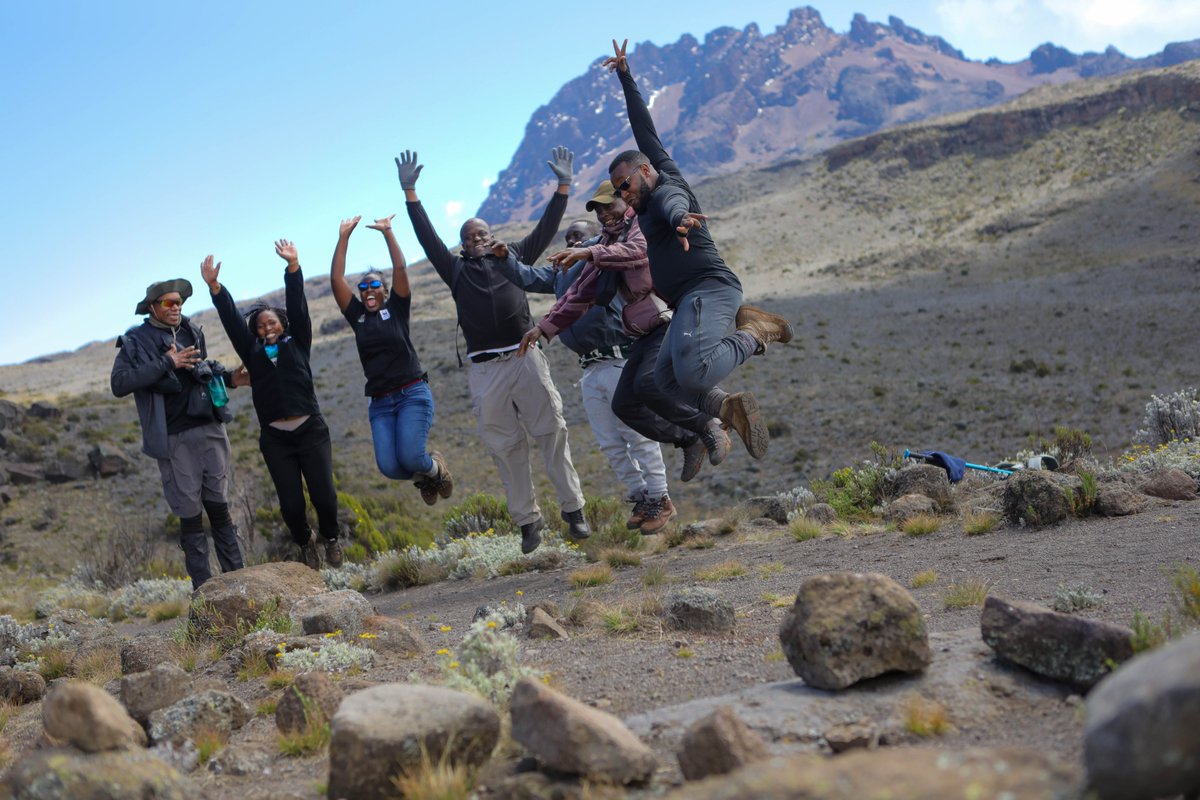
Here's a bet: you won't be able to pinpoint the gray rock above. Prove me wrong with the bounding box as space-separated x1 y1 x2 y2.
0 667 46 704
276 670 343 734
665 587 735 633
121 662 190 726
741 496 790 524
190 561 326 637
28 401 62 420
147 689 252 745
1095 481 1147 516
44 456 89 484
1085 632 1200 800
882 493 935 523
677 705 769 781
1 747 201 799
5 464 44 485
510 677 656 785
1141 467 1198 501
981 595 1134 689
121 637 173 675
88 444 134 478
525 607 570 640
0 399 24 430
149 739 200 774
824 720 880 753
1002 470 1083 526
891 464 953 511
42 680 147 752
208 746 271 776
779 572 930 690
328 683 500 800
358 615 424 657
291 588 375 636
805 503 838 524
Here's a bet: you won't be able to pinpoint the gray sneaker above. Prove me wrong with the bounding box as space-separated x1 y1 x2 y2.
681 437 706 482
519 518 544 554
561 508 591 540
324 537 344 568
699 418 731 466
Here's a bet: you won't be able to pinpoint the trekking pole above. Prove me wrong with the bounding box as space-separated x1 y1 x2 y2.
903 449 1014 477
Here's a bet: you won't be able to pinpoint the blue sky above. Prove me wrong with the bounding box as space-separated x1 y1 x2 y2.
2 0 1197 365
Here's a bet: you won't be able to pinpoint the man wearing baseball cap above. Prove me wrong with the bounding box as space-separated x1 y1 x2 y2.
111 277 245 589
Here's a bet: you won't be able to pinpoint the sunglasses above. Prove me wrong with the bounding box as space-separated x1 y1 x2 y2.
157 298 184 309
615 175 635 193
357 279 383 291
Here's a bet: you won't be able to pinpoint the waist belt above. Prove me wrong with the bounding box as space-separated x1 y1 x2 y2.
579 345 630 368
371 376 426 399
469 348 520 364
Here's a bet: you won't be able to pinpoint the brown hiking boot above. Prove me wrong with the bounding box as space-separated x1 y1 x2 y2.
431 451 454 499
415 475 438 506
719 392 769 459
699 418 731 467
639 495 677 534
680 437 706 482
298 534 321 571
324 537 344 568
736 305 794 354
625 493 649 529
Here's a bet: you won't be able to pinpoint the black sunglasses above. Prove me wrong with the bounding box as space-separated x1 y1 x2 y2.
615 175 635 193
357 279 383 291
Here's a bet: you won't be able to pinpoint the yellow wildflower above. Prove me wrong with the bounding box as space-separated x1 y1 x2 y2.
436 648 450 655
486 620 497 629
449 661 459 669
516 590 524 596
440 625 452 632
358 633 378 639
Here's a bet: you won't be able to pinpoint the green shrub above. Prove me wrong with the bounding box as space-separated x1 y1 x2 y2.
338 490 436 556
812 442 901 518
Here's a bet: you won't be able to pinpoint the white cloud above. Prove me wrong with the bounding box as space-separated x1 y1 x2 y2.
1042 0 1200 40
444 200 463 225
481 177 494 190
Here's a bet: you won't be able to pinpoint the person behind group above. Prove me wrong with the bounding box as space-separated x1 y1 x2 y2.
331 214 453 507
111 278 245 589
397 147 590 553
602 39 794 459
201 243 343 570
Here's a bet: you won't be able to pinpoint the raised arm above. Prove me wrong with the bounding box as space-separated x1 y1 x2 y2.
202 255 255 364
396 150 457 288
492 252 559 295
330 216 361 312
510 147 572 264
275 239 311 349
366 215 410 299
605 39 680 178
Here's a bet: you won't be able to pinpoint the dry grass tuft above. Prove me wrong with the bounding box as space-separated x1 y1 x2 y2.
685 534 716 550
693 560 748 582
147 599 187 622
910 570 938 589
267 669 297 690
943 578 991 610
641 565 671 586
600 548 642 568
390 741 477 800
193 726 227 765
902 693 951 736
72 647 120 686
963 512 1000 536
569 563 614 588
788 518 823 541
237 649 272 682
762 592 793 608
900 514 942 536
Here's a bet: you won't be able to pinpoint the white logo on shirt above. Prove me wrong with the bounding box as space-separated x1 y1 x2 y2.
380 309 391 321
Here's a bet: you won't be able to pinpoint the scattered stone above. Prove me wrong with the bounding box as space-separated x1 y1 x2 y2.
1002 470 1083 526
0 666 46 704
5 463 44 485
510 677 656 785
741 496 790 524
1095 481 1147 517
88 444 134 478
805 503 838 524
882 493 935 524
665 587 735 633
208 746 271 776
661 747 1077 799
147 689 252 745
359 615 424 657
150 739 201 774
677 705 769 781
44 456 89 484
28 401 62 419
1085 633 1200 800
121 662 190 726
530 600 561 619
682 520 715 538
291 588 375 636
328 683 500 800
981 595 1134 689
42 680 147 752
189 561 326 636
523 549 572 572
276 670 343 734
239 630 328 664
824 720 880 753
1 747 201 799
779 572 930 690
891 464 953 511
525 607 569 640
121 636 173 675
0 399 24 429
1141 467 1198 501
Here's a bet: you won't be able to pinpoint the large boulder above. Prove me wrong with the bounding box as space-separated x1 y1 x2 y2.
275 670 343 734
882 493 935 524
1 747 201 799
677 705 770 781
328 683 500 800
891 464 953 511
665 587 735 633
1002 470 1083 526
1084 633 1200 800
190 561 326 636
1140 468 1198 501
120 663 190 726
147 689 252 745
805 503 838 524
290 589 375 636
0 667 46 704
779 572 930 690
661 747 1077 799
981 595 1134 689
1095 481 1147 517
42 680 147 752
510 677 656 785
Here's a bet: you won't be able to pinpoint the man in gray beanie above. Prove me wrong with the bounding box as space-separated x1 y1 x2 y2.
111 277 245 589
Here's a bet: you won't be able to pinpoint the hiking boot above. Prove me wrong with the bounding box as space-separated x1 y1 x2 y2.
699 418 731 467
561 507 591 540
680 436 706 482
415 475 439 507
431 451 454 499
719 392 769 459
324 537 344 568
625 493 649 530
519 518 544 554
640 495 677 534
298 535 321 571
736 305 794 354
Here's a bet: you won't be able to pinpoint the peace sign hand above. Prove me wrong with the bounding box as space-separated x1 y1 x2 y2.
602 38 629 73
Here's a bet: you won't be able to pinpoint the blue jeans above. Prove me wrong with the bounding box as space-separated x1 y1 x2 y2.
367 380 435 480
654 278 755 408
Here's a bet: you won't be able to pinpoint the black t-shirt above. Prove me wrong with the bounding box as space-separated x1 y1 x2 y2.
163 324 219 434
342 292 425 396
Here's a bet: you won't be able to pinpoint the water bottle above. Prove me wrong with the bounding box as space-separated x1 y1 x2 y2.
208 375 229 408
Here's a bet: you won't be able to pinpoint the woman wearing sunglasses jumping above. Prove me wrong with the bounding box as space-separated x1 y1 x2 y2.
330 214 453 505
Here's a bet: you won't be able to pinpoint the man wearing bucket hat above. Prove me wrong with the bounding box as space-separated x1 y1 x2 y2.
111 277 245 589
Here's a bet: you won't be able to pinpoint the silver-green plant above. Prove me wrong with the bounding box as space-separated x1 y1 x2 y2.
107 577 192 618
276 641 375 673
1136 387 1200 446
1052 584 1103 613
441 613 543 710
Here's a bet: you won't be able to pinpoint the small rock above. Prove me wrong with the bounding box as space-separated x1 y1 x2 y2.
44 456 89 484
1095 481 1147 516
121 662 190 726
2 747 201 799
150 739 201 774
0 667 46 704
665 587 735 633
677 705 769 781
147 689 252 745
891 464 953 511
5 464 44 485
824 720 880 753
981 595 1134 689
28 401 62 419
0 399 24 430
741 496 790 524
209 746 271 776
1002 470 1083 526
882 493 935 523
525 607 570 640
43 680 148 752
805 503 838 524
276 670 343 734
530 601 561 619
121 637 174 675
360 615 424 657
1141 468 1197 501
89 444 134 478
510 677 656 785
779 572 930 690
291 588 375 635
